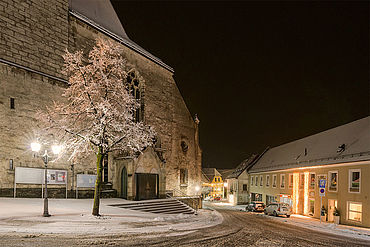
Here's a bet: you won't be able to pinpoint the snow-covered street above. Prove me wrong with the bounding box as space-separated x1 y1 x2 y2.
0 198 222 235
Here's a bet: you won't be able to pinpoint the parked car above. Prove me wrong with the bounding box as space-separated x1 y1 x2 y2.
214 196 221 201
264 203 292 217
246 201 265 212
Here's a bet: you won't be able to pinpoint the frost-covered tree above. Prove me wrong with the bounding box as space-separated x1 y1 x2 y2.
38 38 155 216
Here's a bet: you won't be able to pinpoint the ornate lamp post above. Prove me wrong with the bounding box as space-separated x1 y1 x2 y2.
31 142 62 217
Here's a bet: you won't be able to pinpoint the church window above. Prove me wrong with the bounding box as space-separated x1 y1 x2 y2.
126 71 144 122
180 168 188 185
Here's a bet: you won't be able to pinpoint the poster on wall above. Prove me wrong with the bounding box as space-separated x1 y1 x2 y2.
47 170 67 184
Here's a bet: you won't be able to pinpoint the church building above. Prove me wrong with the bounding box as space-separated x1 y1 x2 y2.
0 0 202 200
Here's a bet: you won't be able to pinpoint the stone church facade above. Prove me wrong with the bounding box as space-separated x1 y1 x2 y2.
0 0 202 200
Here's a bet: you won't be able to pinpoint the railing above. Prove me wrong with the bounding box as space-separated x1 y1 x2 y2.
166 188 200 214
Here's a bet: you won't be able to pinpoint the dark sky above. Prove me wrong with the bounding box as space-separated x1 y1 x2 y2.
111 1 369 169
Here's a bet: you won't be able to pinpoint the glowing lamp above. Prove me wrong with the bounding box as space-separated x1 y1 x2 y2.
52 144 62 154
195 185 200 192
31 142 41 152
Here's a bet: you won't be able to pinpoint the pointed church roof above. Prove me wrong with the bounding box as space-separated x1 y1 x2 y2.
69 0 174 72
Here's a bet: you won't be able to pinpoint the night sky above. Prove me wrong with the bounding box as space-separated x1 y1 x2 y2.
111 1 369 169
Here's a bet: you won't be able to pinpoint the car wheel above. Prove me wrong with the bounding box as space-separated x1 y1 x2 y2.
286 215 291 218
264 211 268 215
273 211 278 217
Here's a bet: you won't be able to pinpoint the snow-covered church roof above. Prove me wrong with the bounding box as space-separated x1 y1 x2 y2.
249 116 370 173
69 0 174 72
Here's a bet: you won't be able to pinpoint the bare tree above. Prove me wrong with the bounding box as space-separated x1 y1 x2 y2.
38 38 155 216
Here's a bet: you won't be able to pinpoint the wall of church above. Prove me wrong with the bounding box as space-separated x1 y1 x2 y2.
0 0 69 78
0 0 201 198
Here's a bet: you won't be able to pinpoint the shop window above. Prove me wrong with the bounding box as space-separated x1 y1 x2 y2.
347 201 362 222
272 175 277 188
328 171 338 192
266 175 270 187
266 195 276 205
349 169 360 193
309 199 315 216
310 173 316 189
180 168 188 185
260 176 263 187
280 174 285 188
289 174 293 188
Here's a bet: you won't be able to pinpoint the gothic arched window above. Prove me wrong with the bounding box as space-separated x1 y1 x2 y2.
126 70 144 122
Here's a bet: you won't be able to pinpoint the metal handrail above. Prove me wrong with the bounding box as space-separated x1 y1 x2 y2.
166 188 200 214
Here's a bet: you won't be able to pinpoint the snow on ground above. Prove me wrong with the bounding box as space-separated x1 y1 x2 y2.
0 198 223 235
206 201 370 241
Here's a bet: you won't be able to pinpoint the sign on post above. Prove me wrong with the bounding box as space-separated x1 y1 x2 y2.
319 179 326 197
76 174 96 198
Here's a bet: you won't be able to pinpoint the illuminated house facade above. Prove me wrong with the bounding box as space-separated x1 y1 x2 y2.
248 117 370 227
202 168 226 198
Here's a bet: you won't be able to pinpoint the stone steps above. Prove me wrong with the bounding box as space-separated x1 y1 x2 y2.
108 198 195 215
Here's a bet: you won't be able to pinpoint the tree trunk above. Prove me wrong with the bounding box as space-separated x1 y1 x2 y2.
92 147 104 216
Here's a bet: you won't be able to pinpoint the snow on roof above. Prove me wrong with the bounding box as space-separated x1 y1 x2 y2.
217 169 234 179
249 116 370 173
69 0 174 72
202 168 221 182
227 154 259 179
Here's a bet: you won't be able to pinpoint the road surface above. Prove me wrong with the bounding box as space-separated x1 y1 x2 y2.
0 208 369 246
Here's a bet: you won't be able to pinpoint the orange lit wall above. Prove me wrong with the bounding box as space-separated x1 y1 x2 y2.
303 172 309 215
292 173 299 213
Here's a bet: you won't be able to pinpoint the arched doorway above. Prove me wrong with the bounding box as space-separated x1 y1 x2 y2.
121 167 128 199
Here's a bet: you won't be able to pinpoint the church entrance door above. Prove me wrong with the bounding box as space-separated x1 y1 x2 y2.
135 173 158 200
121 167 128 199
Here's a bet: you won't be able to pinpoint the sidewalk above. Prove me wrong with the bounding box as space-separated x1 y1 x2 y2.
208 201 370 241
0 198 223 235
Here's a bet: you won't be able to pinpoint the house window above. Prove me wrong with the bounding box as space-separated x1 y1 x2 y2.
180 169 188 185
280 174 285 188
349 169 360 193
266 175 270 187
272 175 277 188
289 174 293 188
10 98 15 109
259 176 262 186
347 201 362 222
255 176 258 186
251 176 254 186
243 184 248 191
126 70 144 122
328 171 338 192
310 173 316 189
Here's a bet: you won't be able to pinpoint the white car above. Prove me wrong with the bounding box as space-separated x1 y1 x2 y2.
264 203 292 217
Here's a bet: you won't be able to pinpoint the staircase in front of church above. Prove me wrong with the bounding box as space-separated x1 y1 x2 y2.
108 198 196 215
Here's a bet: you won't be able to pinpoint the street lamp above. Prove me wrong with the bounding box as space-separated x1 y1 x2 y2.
31 142 62 217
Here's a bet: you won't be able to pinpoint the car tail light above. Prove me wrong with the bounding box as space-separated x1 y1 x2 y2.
278 207 280 211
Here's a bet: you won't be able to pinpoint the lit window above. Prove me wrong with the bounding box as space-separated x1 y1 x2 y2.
260 176 263 186
328 171 338 192
289 174 293 188
280 174 285 188
272 175 277 188
347 201 362 222
349 169 361 193
309 199 315 216
266 175 270 187
310 173 316 189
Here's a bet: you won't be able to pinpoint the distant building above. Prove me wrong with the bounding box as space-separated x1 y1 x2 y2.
202 168 226 199
249 117 370 227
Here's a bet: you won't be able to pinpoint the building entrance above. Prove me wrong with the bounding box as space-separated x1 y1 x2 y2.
135 173 159 200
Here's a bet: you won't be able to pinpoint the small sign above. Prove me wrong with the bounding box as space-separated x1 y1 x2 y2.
319 179 326 188
319 188 325 197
